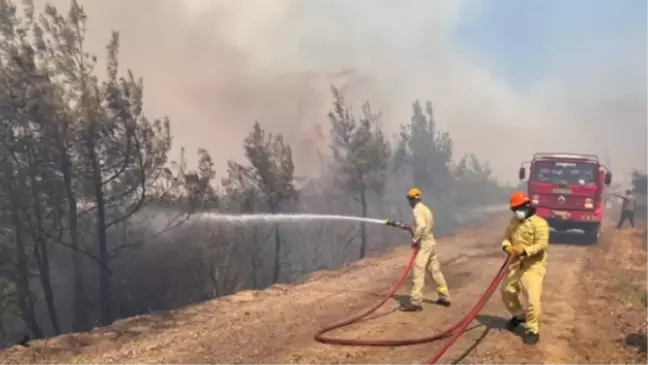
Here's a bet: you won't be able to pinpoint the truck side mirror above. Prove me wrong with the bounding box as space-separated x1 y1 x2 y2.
604 172 612 185
518 167 526 180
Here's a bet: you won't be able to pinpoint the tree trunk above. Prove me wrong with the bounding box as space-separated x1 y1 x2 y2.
28 166 60 334
359 189 368 259
60 147 87 331
3 136 42 337
0 314 6 340
250 227 260 289
88 139 112 326
272 223 282 284
377 196 387 250
12 215 43 338
33 241 60 334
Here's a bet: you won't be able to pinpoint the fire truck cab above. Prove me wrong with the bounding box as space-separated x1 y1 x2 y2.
518 153 612 244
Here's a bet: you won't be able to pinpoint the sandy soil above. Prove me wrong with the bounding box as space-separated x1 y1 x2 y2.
0 217 645 364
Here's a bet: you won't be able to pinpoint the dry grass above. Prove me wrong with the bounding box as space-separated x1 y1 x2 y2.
0 218 646 364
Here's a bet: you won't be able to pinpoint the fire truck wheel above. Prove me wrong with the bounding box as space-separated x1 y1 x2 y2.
584 224 600 245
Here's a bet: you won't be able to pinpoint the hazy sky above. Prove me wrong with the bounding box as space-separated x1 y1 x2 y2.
33 0 647 186
457 0 647 90
455 0 647 184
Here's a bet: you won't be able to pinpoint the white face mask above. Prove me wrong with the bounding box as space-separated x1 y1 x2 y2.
514 210 527 221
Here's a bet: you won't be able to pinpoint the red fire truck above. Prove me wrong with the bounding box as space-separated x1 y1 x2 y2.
518 153 612 244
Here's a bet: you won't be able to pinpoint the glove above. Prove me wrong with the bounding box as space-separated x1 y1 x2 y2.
385 220 411 231
411 239 420 248
503 245 525 256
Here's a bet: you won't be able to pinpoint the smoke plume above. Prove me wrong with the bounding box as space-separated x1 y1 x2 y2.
33 0 647 184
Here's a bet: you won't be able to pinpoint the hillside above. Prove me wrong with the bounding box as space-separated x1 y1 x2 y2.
0 217 645 364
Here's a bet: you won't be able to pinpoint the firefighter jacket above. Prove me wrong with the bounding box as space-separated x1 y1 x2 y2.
501 215 549 269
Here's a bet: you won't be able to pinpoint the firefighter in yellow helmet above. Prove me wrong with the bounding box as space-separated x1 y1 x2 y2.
500 191 549 345
399 187 451 312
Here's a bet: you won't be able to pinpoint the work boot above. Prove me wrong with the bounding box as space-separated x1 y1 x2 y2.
506 316 526 331
523 331 539 345
436 298 451 307
399 301 423 312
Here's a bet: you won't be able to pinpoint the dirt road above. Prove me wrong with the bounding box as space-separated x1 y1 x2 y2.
1 217 645 364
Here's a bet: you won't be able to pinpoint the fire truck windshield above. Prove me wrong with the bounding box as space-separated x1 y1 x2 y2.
531 161 598 186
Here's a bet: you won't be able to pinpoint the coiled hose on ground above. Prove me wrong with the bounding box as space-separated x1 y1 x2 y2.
314 242 513 364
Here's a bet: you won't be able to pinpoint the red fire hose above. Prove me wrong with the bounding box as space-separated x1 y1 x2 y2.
314 244 513 364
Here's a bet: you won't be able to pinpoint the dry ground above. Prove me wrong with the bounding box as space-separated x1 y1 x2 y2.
0 217 645 364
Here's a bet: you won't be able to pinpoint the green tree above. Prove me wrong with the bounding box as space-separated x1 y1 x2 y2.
327 87 391 259
394 100 453 192
0 0 65 336
453 153 505 206
221 161 267 288
35 1 176 325
242 121 297 283
222 122 297 285
180 147 218 210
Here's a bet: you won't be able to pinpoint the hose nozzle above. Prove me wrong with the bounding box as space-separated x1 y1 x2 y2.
384 219 411 231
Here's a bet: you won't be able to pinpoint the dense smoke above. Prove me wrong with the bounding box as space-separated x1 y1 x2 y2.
33 0 647 184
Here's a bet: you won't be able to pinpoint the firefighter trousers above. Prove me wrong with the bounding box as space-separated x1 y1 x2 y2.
411 237 450 305
500 263 546 334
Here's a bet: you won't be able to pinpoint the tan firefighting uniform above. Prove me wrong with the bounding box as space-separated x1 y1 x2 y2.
410 202 450 305
500 215 549 334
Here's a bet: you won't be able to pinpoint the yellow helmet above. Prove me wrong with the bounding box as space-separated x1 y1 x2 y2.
406 187 422 199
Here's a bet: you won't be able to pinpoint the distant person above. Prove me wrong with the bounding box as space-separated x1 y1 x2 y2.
615 190 636 229
399 187 451 312
500 191 549 345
